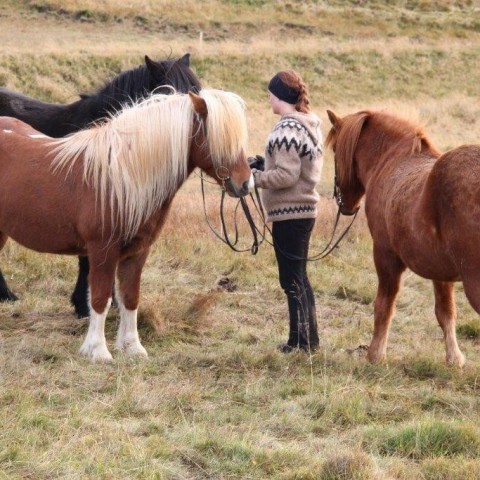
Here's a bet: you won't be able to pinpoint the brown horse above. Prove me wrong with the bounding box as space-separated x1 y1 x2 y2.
326 109 480 367
0 89 252 361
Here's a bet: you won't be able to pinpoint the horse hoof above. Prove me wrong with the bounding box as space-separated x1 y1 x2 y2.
117 340 148 357
126 344 148 357
79 342 113 362
72 301 90 319
367 350 386 364
0 290 19 302
447 353 466 368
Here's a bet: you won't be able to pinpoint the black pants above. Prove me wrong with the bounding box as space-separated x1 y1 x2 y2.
272 218 319 350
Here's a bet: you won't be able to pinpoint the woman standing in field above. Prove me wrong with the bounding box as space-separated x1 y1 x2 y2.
250 70 323 353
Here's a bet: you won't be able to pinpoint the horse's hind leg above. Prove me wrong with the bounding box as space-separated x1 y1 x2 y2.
433 281 465 367
70 256 90 318
71 256 117 318
367 246 406 364
0 269 18 302
79 246 118 361
115 250 149 357
0 233 18 302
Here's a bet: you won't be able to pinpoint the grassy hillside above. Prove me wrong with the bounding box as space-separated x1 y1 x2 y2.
1 1 480 479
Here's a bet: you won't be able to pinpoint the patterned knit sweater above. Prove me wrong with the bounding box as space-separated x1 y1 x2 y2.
253 112 323 222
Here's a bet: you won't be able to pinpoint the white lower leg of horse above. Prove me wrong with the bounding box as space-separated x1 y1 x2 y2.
444 328 465 367
79 297 113 361
115 290 148 357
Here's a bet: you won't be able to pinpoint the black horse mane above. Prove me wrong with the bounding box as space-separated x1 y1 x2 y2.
91 57 199 98
81 55 202 117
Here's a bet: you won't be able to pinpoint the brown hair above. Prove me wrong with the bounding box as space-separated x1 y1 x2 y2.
277 70 311 113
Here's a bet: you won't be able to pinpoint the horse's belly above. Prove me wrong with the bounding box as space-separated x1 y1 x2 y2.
4 220 84 254
0 197 85 254
0 158 90 254
392 235 459 281
403 257 459 282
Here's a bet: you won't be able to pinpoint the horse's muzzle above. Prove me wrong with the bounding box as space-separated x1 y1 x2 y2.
341 205 360 216
225 177 250 198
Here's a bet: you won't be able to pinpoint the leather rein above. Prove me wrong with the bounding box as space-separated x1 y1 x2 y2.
199 170 264 255
199 166 358 261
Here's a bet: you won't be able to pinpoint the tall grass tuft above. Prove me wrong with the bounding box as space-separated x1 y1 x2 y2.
320 450 377 480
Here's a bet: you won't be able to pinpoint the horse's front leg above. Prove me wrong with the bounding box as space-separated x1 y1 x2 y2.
367 245 406 363
115 249 150 357
433 280 465 367
79 247 118 362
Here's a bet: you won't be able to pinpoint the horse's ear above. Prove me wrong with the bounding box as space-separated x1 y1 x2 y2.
145 55 165 74
327 110 342 129
178 53 191 66
189 91 207 118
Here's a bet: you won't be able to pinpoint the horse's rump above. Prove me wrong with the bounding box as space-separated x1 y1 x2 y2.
424 144 480 240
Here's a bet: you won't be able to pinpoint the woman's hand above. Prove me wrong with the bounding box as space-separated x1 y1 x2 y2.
248 155 265 171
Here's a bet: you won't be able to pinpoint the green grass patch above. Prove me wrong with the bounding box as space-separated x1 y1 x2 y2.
365 421 480 459
457 320 480 339
403 358 452 381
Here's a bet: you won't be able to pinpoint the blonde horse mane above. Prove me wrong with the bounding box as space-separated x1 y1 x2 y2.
51 89 248 239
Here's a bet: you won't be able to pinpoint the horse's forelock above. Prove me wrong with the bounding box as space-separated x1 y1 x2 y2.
336 112 370 188
200 90 248 168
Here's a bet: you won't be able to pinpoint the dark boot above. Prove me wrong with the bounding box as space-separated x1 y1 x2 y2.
281 293 317 352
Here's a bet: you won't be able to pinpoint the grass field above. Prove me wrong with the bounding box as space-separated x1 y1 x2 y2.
1 1 480 479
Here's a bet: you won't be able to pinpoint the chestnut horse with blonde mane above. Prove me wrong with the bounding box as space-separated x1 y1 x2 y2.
326 109 480 367
0 89 252 361
0 53 201 318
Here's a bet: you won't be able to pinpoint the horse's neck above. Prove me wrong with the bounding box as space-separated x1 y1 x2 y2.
0 89 78 137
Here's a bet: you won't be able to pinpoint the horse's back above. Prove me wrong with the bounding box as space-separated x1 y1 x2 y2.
0 116 49 138
0 118 53 167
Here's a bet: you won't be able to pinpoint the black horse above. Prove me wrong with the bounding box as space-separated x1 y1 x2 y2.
0 53 201 317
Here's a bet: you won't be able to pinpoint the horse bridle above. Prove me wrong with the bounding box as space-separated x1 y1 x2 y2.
244 149 358 260
200 168 263 255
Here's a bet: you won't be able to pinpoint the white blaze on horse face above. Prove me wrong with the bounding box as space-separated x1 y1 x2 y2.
115 289 148 357
79 297 113 361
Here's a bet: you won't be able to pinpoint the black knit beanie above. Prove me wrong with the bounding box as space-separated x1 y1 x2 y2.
268 73 299 105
